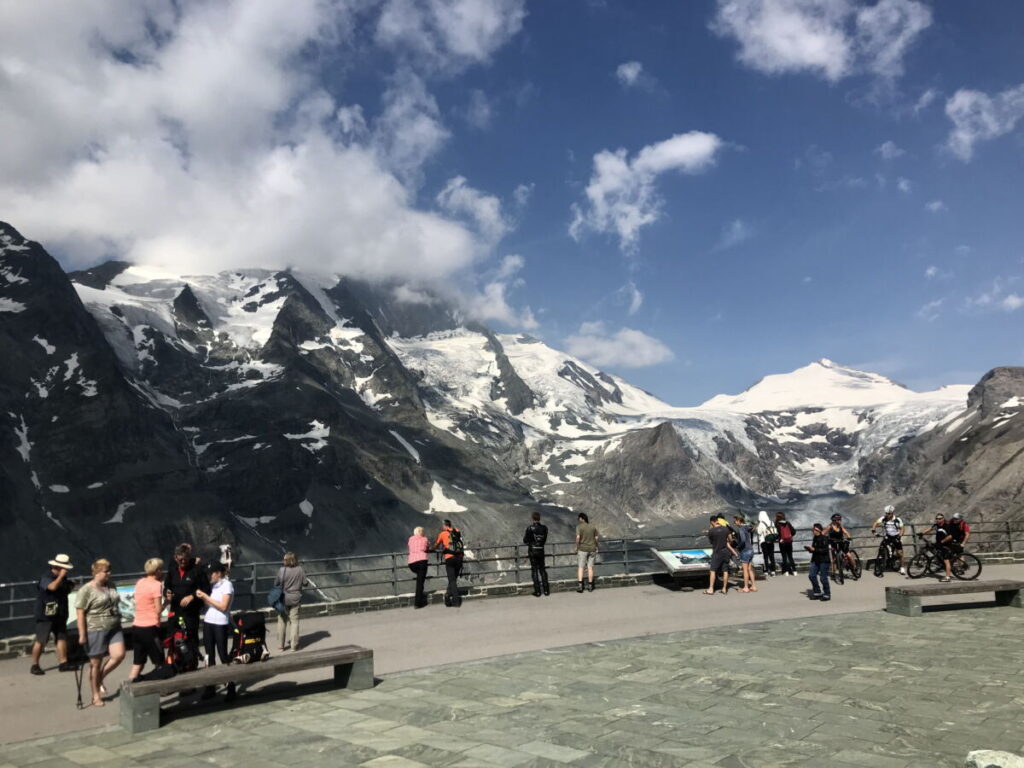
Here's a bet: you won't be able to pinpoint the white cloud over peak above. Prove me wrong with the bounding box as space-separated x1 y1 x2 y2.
925 200 946 213
564 322 674 368
711 0 931 82
876 140 904 159
436 176 511 248
715 219 753 251
375 0 526 72
0 0 529 316
464 254 536 329
616 61 644 87
569 132 725 251
896 177 912 193
945 83 1024 161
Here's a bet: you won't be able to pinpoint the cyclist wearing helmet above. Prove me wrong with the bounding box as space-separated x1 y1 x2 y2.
827 514 856 571
871 505 906 576
947 512 971 549
920 514 954 582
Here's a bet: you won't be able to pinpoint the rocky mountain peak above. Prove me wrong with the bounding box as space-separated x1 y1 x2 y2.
967 367 1024 419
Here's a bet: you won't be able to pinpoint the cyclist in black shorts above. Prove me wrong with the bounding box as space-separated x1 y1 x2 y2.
870 505 906 576
827 514 856 572
920 514 955 582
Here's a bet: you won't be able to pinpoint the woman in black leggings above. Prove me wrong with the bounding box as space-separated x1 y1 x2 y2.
776 512 797 575
195 563 236 701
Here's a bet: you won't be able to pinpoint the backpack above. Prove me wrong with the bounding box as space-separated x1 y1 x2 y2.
446 528 465 557
230 612 268 664
762 524 779 544
779 522 794 543
163 615 199 673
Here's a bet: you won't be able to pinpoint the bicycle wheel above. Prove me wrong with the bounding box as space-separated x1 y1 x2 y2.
848 550 862 580
906 552 931 579
833 555 845 585
952 552 982 581
873 545 886 577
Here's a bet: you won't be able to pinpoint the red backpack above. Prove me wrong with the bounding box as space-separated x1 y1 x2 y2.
779 522 794 543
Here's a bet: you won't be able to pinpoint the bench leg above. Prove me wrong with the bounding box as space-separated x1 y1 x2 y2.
995 589 1022 608
334 657 374 690
886 592 922 617
121 692 161 734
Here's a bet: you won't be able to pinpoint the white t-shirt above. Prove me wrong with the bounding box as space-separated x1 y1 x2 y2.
876 516 903 537
204 579 234 626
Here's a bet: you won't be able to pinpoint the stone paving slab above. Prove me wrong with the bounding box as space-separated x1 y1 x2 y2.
3 608 1023 767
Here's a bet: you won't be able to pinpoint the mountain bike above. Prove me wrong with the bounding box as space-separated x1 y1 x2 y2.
829 540 862 584
906 535 982 580
873 534 903 577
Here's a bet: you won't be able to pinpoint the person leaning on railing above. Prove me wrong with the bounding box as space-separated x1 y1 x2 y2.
274 552 309 651
407 527 432 609
76 559 126 707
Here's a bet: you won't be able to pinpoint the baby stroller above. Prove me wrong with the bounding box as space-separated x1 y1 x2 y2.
230 612 269 664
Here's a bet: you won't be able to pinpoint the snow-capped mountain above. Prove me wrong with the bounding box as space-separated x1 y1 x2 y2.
1 221 1019 575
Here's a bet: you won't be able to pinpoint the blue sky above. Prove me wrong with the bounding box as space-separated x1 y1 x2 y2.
2 1 1022 405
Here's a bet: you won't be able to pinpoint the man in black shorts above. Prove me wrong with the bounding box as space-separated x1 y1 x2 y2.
30 554 75 675
705 516 737 595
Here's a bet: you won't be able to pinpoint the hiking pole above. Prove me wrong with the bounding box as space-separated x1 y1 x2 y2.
74 662 84 709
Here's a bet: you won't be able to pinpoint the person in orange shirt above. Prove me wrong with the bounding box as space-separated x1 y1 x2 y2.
128 559 166 682
434 520 464 608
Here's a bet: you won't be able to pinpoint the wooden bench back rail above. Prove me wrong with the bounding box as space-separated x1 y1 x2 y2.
886 580 1023 617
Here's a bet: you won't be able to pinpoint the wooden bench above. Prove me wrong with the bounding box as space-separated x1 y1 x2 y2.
885 580 1024 617
120 644 373 733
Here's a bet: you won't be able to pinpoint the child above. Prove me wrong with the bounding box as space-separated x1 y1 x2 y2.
805 524 831 601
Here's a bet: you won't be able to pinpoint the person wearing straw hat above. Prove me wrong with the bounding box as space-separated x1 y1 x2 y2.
30 554 76 676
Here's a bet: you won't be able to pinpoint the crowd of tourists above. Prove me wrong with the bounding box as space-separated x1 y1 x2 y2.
29 543 308 707
29 507 973 707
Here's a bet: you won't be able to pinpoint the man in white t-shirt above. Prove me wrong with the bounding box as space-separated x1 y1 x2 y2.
871 505 906 575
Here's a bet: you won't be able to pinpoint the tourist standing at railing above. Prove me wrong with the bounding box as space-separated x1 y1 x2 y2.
164 543 209 663
524 511 550 597
756 511 777 577
733 514 757 593
408 527 432 609
775 512 797 576
575 512 600 593
196 562 236 700
128 558 166 682
434 520 464 607
30 553 75 677
804 524 831 601
76 559 126 707
274 552 309 650
704 516 736 595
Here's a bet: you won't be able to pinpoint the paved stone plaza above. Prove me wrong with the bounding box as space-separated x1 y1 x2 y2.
1 606 1022 767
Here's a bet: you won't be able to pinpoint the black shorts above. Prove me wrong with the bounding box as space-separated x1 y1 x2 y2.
34 620 68 645
883 536 903 551
829 539 849 554
709 551 731 573
131 625 165 667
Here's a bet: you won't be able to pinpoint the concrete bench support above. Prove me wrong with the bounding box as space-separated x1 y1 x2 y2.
885 580 1023 618
121 644 373 734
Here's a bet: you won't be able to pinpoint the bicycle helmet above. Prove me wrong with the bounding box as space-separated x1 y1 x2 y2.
830 513 842 521
883 504 895 515
951 512 963 520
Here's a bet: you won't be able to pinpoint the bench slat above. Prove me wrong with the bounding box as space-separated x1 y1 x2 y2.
124 645 372 697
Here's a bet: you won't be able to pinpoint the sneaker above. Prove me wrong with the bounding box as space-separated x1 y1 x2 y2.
811 593 821 600
575 581 584 593
532 590 542 597
58 661 75 672
29 664 44 676
940 577 951 583
820 595 831 601
899 567 907 576
587 581 595 592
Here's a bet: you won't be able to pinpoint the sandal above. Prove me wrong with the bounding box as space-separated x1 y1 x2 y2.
703 590 715 595
92 698 105 707
739 588 750 593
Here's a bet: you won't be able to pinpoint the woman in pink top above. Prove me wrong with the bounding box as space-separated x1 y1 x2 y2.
128 558 165 682
407 526 431 609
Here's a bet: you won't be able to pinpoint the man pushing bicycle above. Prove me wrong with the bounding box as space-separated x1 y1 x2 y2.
919 514 955 582
871 505 906 576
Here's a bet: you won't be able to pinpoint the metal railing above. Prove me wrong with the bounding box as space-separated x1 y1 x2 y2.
2 520 1021 638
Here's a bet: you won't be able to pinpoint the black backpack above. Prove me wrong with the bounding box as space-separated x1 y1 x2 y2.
231 612 268 663
446 528 465 557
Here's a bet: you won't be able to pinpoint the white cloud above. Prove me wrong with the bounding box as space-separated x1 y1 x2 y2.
875 140 904 159
896 177 912 193
436 176 510 247
0 0 528 308
616 61 644 87
912 87 938 114
965 278 1024 313
564 322 673 368
925 200 946 213
495 254 525 280
464 88 493 129
1002 294 1024 311
375 0 526 72
513 183 534 208
464 264 537 330
715 219 752 251
618 281 644 315
711 0 931 82
570 131 725 251
945 83 1024 161
916 298 943 322
924 265 938 279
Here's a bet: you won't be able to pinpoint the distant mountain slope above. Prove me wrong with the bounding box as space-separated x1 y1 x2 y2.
3 220 1019 576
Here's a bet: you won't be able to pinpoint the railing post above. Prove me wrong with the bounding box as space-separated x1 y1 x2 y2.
623 539 630 575
391 554 398 596
249 564 257 610
514 545 520 585
1007 521 1014 553
908 523 918 555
